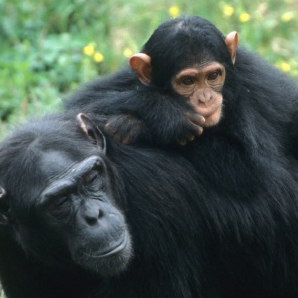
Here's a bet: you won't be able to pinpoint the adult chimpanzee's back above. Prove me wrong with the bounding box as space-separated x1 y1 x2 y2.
0 114 211 298
64 16 298 297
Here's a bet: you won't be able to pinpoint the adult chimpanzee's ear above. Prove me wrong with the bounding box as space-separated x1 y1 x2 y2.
76 113 106 154
225 31 238 64
129 53 152 86
0 187 11 225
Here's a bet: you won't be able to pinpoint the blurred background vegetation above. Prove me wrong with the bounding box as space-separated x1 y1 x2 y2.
0 0 298 140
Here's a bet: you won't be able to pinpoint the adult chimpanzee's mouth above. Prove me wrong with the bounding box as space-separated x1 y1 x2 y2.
83 231 129 259
100 233 128 257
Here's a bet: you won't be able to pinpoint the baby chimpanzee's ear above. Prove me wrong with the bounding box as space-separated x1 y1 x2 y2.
129 53 152 86
225 31 238 64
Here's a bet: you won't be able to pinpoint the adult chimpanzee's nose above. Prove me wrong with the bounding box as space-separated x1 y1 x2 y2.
82 200 105 226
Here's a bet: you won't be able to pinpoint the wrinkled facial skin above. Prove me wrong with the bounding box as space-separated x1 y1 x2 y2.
16 151 132 277
171 62 225 127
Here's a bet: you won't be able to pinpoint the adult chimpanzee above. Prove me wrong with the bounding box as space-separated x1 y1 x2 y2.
64 16 298 297
0 113 210 298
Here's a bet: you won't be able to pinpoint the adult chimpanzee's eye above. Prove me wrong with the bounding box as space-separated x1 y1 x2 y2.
83 170 99 185
181 77 195 86
53 196 68 209
207 71 219 81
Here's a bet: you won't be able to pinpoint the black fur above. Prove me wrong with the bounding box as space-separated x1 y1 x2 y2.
65 16 298 297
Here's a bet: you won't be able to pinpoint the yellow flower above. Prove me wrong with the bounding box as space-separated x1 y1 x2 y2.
278 62 291 72
223 5 235 17
239 13 251 22
281 12 294 22
123 48 133 58
169 6 180 18
94 52 104 63
83 44 95 56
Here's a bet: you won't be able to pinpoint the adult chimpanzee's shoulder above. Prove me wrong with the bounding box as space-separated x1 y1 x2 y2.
232 47 298 136
235 47 298 99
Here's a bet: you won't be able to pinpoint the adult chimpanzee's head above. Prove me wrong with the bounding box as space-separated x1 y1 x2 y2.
129 16 238 127
0 114 132 276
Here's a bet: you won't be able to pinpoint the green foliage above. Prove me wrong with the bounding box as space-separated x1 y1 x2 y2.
0 0 298 139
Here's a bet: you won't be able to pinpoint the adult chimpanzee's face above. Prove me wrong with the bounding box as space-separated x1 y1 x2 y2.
171 62 226 127
35 152 131 275
0 115 132 277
